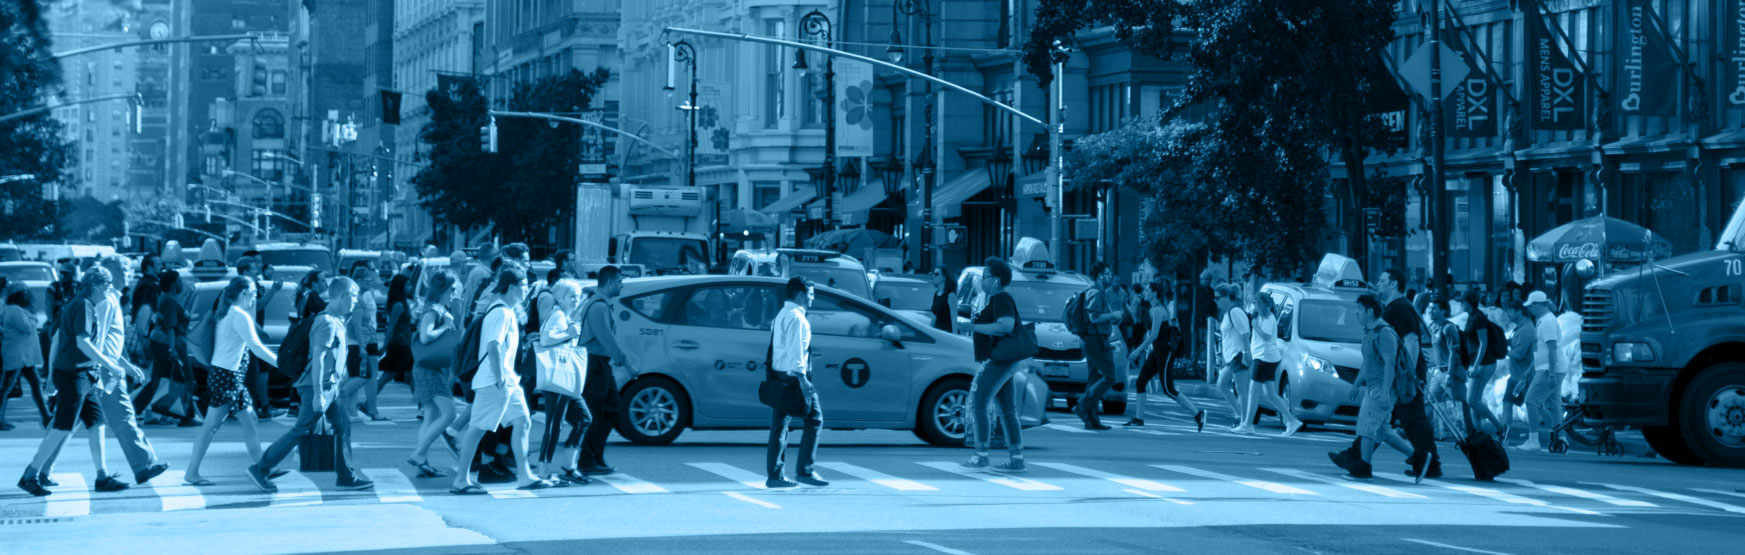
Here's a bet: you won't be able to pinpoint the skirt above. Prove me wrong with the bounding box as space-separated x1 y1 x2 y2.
209 352 254 412
412 366 453 406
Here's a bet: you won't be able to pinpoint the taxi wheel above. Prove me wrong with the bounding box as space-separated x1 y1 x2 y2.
616 376 690 445
917 378 972 447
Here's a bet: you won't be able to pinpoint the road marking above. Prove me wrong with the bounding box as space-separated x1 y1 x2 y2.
817 462 938 491
1033 462 1185 492
361 420 398 426
595 472 669 494
1261 468 1427 499
1377 475 1601 515
1583 482 1745 514
1155 424 1271 440
1495 478 1655 507
1043 424 1094 434
362 468 422 503
687 462 769 489
916 462 1063 491
1150 465 1318 495
1121 428 1181 436
723 491 780 509
903 540 975 555
485 482 538 499
1692 488 1745 500
1402 539 1515 555
146 470 207 511
44 473 90 517
268 470 323 507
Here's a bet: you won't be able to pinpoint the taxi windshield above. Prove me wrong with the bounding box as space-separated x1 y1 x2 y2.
0 265 54 283
1296 299 1365 344
259 250 333 272
1005 280 1088 322
793 266 870 299
874 280 936 311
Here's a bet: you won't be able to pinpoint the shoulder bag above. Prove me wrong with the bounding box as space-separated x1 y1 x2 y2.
989 295 1038 363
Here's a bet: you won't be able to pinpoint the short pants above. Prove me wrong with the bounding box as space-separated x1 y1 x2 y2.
1355 387 1397 442
469 383 530 431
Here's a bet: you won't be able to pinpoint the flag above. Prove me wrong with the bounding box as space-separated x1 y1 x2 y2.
1728 0 1745 106
1442 24 1497 137
380 90 402 125
1523 0 1585 131
834 60 874 158
1617 0 1678 117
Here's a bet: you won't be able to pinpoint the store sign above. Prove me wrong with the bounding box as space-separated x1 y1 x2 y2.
1524 0 1585 131
1727 0 1745 105
1617 0 1678 116
1442 26 1496 137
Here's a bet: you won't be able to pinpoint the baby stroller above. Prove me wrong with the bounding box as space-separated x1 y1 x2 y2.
1548 399 1622 456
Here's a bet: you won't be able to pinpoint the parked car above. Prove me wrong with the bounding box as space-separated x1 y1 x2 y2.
0 261 56 332
608 275 1050 446
729 248 874 300
248 242 334 283
1253 254 1370 426
182 278 301 407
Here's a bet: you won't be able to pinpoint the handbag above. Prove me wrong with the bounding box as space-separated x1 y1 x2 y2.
758 375 808 414
184 311 218 367
298 415 337 472
535 344 588 398
412 328 460 369
990 321 1039 363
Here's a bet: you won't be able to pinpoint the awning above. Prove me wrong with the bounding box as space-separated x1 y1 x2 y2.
761 189 818 215
1513 142 1594 165
1702 129 1745 150
933 171 992 219
1601 134 1693 156
838 184 888 218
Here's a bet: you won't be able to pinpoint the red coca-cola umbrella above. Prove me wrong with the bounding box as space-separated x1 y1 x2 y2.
1526 215 1672 263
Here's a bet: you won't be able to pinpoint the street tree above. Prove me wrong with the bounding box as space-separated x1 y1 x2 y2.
412 68 611 245
0 0 70 239
1028 0 1397 278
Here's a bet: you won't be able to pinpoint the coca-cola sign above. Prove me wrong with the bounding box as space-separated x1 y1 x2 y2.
1558 242 1602 260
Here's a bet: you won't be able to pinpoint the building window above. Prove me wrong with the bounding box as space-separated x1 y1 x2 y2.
251 150 285 182
764 19 786 128
983 90 1013 147
890 114 904 158
204 155 224 176
271 71 287 94
252 109 285 139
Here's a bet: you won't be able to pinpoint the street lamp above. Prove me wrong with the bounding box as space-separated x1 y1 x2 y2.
893 0 935 271
664 40 699 189
795 10 835 231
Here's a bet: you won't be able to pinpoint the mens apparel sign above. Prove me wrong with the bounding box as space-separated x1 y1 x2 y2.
1618 0 1678 116
1442 26 1496 137
834 59 875 157
1524 0 1585 131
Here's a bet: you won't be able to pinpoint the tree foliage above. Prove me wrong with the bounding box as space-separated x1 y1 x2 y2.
412 68 612 244
1033 0 1397 278
1 0 69 239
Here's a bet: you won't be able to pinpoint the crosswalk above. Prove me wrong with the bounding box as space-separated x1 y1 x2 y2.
5 456 1742 522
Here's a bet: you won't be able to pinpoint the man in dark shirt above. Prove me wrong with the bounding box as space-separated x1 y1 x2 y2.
1330 269 1441 480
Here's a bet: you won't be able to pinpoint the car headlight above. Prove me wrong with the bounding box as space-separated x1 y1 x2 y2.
1612 342 1655 363
1300 353 1336 376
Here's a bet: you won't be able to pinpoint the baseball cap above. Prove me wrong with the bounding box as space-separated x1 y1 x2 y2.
1524 290 1552 306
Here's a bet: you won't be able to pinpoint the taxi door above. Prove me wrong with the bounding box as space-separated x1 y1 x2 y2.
662 284 784 422
806 292 913 424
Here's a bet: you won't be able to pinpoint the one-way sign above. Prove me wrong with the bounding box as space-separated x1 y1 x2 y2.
1400 42 1469 101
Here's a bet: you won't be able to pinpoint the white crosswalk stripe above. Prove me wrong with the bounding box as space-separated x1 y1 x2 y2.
595 472 669 494
485 483 537 499
1033 462 1185 492
816 462 938 491
44 473 90 517
145 470 207 511
1043 424 1095 434
687 462 770 489
1691 488 1745 501
362 468 423 503
1151 465 1318 495
1376 475 1602 515
916 462 1063 491
1121 428 1181 436
1583 483 1745 514
1261 468 1427 499
1495 478 1655 507
268 470 323 507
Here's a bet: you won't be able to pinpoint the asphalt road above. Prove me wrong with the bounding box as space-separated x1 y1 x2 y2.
1 384 1741 555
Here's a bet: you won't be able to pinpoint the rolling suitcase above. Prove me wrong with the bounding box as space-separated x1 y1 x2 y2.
299 415 337 472
1432 402 1509 481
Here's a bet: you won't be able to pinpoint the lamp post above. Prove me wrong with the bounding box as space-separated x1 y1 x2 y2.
891 0 935 271
795 10 835 232
664 40 699 189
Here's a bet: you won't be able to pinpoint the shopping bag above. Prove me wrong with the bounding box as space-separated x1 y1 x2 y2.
298 415 336 472
535 345 587 398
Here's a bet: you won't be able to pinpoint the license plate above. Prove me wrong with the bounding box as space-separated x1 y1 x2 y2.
1041 363 1069 378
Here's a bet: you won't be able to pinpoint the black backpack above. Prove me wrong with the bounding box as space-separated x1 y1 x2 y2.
454 303 506 390
274 316 318 381
1483 318 1509 361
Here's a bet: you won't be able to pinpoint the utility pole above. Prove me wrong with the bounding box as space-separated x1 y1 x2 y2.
1429 1 1449 291
1047 51 1065 263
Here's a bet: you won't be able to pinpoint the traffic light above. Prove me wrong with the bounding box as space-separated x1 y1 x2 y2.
480 118 498 153
250 60 268 97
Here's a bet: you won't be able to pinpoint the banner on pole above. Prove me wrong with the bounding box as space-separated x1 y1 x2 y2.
696 82 730 165
1442 25 1496 137
1524 0 1585 131
1618 0 1678 117
1728 0 1745 105
834 59 874 158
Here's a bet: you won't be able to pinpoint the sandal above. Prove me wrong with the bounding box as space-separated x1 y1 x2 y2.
560 468 592 485
182 478 216 487
448 484 487 495
408 459 447 478
516 478 556 490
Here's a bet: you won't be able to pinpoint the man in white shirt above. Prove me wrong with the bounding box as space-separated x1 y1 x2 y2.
450 269 553 493
765 277 827 489
251 277 374 492
1516 290 1563 451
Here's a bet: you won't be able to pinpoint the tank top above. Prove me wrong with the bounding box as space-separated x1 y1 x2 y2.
930 292 952 332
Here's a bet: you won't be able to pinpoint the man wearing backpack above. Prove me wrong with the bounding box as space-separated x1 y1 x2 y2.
1337 294 1418 479
250 277 374 492
1329 269 1441 480
1069 263 1125 431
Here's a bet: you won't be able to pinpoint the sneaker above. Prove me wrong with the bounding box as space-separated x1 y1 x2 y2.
1327 450 1358 474
336 475 375 490
1281 421 1304 438
134 463 170 485
1123 418 1146 428
1230 424 1255 435
94 473 131 492
1194 411 1207 433
577 463 616 476
17 475 50 497
795 472 829 487
1071 404 1095 427
1343 460 1373 480
960 454 992 470
991 460 1028 474
37 473 58 487
1425 464 1444 479
245 464 279 493
765 477 799 488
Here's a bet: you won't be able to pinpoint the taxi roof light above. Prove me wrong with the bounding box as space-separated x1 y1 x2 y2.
1312 253 1366 291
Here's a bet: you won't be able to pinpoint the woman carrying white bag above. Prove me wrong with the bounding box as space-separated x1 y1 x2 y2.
533 279 593 485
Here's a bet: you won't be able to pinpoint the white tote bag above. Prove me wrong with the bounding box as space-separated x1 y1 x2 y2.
535 344 588 398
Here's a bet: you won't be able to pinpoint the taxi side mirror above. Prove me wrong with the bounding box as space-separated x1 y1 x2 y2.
880 324 904 346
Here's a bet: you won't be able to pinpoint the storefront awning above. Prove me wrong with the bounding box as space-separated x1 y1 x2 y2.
1601 134 1693 156
836 185 888 226
1513 142 1595 166
761 189 818 216
934 171 992 220
1701 129 1745 151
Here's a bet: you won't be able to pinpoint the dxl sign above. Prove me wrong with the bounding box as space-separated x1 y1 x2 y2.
1442 26 1495 137
1525 0 1584 131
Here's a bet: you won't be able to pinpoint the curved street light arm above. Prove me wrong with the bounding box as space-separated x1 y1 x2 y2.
205 200 315 230
0 92 139 124
663 27 1044 127
489 110 683 159
134 220 227 243
51 33 256 60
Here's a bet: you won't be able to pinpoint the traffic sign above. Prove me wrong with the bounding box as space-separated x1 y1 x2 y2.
577 163 608 176
1400 42 1469 100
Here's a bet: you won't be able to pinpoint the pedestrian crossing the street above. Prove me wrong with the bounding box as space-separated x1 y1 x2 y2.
7 455 1741 523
